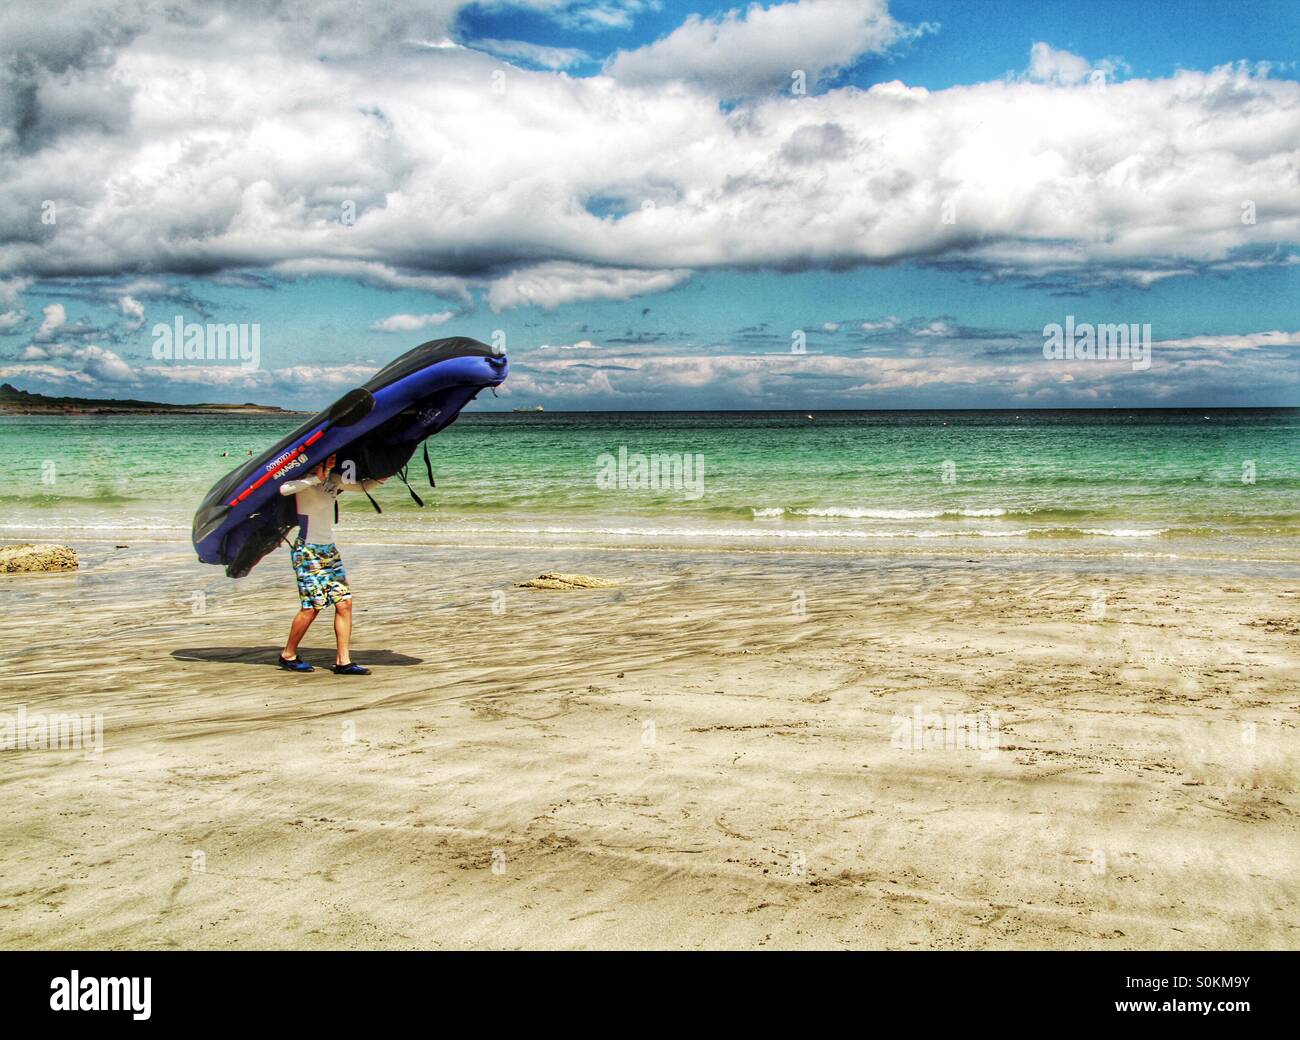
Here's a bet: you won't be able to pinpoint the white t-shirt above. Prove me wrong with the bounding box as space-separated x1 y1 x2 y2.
278 473 379 545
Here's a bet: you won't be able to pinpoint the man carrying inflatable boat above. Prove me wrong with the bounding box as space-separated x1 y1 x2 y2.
191 337 509 673
277 453 385 674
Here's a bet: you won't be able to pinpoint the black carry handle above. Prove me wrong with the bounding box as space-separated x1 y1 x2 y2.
398 465 424 508
327 388 376 427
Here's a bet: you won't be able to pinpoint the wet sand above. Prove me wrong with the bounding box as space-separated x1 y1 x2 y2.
2 541 1297 949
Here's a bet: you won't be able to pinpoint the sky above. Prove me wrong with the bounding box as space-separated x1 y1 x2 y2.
0 0 1297 410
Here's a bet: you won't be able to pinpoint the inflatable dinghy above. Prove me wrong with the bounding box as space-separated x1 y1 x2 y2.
193 336 507 577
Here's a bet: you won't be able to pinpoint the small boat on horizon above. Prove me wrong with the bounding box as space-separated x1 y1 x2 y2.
513 404 544 412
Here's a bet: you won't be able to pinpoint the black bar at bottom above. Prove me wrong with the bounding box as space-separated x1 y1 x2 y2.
0 950 1287 1026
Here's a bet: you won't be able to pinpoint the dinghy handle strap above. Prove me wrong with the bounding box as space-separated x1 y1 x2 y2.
398 465 425 508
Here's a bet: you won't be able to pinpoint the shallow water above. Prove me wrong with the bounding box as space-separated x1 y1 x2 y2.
2 408 1297 562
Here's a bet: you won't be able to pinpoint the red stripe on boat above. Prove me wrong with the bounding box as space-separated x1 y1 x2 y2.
228 428 326 507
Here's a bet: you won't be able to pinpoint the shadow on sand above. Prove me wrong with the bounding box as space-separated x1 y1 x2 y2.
170 646 423 668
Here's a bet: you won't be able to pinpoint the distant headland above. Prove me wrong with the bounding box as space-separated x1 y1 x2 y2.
0 383 303 416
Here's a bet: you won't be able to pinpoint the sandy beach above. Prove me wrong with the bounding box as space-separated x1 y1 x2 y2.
3 540 1296 949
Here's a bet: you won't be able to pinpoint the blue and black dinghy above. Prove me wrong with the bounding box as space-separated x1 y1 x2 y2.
193 336 507 577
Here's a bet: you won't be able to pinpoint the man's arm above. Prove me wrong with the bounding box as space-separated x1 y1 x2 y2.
279 474 323 496
334 477 385 492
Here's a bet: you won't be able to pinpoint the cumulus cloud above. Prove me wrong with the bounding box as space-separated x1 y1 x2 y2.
0 277 29 307
269 364 381 388
118 360 381 392
118 294 145 330
486 263 691 311
80 344 134 381
20 342 77 360
268 261 470 301
914 319 958 337
1157 330 1300 350
0 3 1296 299
607 0 912 95
780 122 851 164
370 311 455 332
7 318 1297 408
16 341 134 381
1026 42 1092 86
476 1 657 33
35 303 66 339
538 339 601 350
0 362 97 386
473 38 589 70
503 329 1300 407
1024 42 1126 87
0 350 382 396
0 276 28 332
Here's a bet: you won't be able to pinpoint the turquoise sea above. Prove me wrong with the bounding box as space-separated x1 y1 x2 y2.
1 409 1297 562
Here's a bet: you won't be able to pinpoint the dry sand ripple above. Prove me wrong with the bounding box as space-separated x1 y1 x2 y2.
1 543 1296 949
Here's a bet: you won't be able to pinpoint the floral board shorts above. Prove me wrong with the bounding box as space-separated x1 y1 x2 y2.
290 540 352 610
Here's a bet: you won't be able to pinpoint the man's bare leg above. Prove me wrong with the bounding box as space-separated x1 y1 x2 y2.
334 599 353 666
283 607 319 660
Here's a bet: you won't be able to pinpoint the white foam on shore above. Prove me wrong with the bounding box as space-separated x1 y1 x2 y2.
455 524 1037 540
798 507 942 519
0 520 189 532
757 507 1011 520
1081 528 1167 538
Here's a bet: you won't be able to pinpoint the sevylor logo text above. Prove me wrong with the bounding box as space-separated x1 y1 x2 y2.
266 450 307 475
